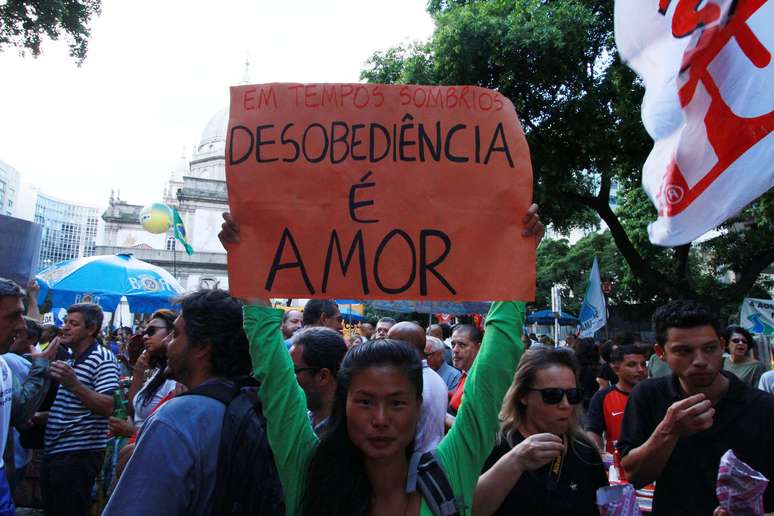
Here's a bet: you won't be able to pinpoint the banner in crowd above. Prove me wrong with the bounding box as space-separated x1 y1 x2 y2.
225 83 534 300
579 257 606 338
0 214 42 286
615 0 774 246
741 297 774 335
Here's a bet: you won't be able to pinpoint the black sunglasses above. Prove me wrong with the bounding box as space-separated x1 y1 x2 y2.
294 367 320 375
143 325 167 337
530 387 583 405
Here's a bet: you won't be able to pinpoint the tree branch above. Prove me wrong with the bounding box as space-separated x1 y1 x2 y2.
675 244 691 282
720 247 774 303
575 194 693 300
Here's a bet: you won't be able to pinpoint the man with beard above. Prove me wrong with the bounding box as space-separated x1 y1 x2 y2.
104 289 268 516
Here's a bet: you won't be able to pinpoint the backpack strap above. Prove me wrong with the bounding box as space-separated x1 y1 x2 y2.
406 450 462 516
177 378 240 405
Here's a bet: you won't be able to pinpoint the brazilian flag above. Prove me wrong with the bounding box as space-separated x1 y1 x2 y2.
173 208 194 255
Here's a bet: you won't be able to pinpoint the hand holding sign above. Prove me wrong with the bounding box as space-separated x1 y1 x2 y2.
225 83 535 301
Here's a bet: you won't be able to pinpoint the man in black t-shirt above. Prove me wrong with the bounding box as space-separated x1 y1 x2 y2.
617 300 774 515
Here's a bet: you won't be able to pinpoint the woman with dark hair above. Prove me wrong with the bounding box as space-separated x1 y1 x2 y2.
228 205 543 516
473 347 607 516
244 300 524 516
109 309 178 438
722 325 766 387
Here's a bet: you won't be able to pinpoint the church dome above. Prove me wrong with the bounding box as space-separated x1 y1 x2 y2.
194 107 227 160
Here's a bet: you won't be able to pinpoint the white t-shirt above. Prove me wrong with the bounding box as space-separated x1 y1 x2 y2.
414 361 449 453
0 357 13 469
758 370 774 394
132 373 177 429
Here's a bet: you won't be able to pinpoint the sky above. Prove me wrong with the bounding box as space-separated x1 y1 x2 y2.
0 0 435 209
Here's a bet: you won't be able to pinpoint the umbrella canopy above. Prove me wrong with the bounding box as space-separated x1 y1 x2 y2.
527 309 579 326
369 300 491 316
36 253 184 313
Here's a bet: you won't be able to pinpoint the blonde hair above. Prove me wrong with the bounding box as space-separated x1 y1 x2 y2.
498 347 589 448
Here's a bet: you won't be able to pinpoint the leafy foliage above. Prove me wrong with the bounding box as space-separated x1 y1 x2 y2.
362 0 774 319
0 0 102 63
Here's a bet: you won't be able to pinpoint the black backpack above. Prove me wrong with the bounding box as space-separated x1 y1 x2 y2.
180 376 286 516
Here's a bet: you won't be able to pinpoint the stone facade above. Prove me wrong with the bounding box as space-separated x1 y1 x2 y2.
96 108 230 291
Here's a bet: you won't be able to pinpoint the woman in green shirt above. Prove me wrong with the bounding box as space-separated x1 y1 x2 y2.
722 326 767 387
223 205 543 516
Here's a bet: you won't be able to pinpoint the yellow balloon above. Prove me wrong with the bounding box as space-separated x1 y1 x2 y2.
139 203 173 234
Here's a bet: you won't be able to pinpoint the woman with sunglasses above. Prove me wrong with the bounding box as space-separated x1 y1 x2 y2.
722 325 766 388
109 309 178 438
473 347 607 516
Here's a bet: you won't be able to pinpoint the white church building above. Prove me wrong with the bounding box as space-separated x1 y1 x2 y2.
96 107 231 291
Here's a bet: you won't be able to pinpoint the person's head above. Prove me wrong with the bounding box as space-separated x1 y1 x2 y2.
614 332 642 347
423 336 446 371
574 337 599 368
0 280 25 354
165 289 250 388
564 333 577 349
303 300 343 333
375 317 396 338
387 321 425 356
142 309 176 359
40 323 59 343
599 340 616 363
11 316 42 354
348 335 365 347
62 303 103 348
359 322 374 340
528 332 538 341
539 334 555 347
137 309 177 405
282 309 304 339
499 347 585 442
611 344 648 391
426 324 444 341
521 335 532 350
303 339 422 515
451 324 483 372
653 300 724 391
723 326 755 360
290 327 347 414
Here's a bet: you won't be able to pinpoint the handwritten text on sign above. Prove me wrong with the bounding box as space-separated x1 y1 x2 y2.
225 83 534 301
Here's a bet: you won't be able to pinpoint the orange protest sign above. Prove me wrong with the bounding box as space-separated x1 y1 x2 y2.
225 83 534 301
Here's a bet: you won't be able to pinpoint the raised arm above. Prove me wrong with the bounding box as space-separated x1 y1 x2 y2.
243 303 318 516
436 300 526 511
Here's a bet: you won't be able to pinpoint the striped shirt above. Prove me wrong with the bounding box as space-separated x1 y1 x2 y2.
45 343 119 456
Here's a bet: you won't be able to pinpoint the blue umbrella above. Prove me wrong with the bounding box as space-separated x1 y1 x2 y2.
527 309 579 326
369 300 491 315
36 253 184 313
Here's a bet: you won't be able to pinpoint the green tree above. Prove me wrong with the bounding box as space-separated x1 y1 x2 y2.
0 0 102 63
362 0 774 317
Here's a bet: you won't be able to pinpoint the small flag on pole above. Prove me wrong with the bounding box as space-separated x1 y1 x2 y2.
173 208 194 256
579 257 606 338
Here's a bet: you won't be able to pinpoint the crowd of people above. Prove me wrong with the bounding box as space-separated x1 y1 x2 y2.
0 204 771 515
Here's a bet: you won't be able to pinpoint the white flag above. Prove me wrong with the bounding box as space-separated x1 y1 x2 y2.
740 297 774 335
615 0 774 246
579 257 606 338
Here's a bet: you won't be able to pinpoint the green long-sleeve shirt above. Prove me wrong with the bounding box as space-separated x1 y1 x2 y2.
244 301 525 516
